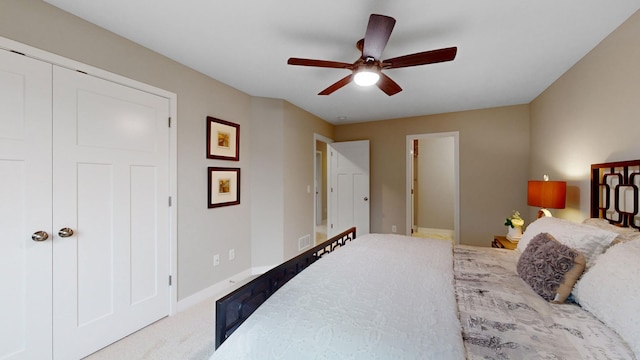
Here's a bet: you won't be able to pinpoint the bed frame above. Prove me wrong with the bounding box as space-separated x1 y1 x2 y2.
590 160 640 229
214 227 357 348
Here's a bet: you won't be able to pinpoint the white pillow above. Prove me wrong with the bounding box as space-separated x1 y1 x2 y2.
582 218 640 244
517 217 617 268
573 240 640 358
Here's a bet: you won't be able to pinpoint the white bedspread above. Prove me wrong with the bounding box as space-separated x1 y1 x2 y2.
211 233 465 360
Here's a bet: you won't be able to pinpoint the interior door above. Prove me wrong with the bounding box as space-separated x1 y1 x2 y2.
52 66 171 359
0 49 53 360
328 140 370 237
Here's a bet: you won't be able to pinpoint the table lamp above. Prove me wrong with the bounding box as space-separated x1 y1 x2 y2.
528 175 566 218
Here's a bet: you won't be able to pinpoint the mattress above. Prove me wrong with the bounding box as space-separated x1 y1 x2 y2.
211 234 466 359
454 245 635 359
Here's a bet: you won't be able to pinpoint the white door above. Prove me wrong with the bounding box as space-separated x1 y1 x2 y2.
328 140 370 237
52 66 171 359
0 50 53 360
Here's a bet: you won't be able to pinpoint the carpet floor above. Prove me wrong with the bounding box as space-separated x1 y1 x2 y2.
84 299 217 360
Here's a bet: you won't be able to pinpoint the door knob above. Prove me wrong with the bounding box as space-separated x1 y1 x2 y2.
364 197 369 201
58 228 74 238
31 231 49 242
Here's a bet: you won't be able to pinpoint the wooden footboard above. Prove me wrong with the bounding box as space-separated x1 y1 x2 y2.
214 227 356 348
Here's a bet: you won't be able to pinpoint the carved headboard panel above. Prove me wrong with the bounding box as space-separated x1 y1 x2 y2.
590 160 640 229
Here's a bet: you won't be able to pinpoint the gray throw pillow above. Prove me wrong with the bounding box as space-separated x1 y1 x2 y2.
517 232 586 303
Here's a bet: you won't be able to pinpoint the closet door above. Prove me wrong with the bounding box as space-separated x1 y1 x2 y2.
52 66 171 359
0 51 53 359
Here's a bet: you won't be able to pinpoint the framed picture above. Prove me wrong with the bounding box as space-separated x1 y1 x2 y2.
207 116 239 161
208 167 240 208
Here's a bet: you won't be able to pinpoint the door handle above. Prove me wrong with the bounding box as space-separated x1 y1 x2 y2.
31 231 49 242
58 227 75 238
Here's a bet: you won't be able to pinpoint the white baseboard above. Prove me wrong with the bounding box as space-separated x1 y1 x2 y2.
250 265 275 275
176 269 252 312
175 265 277 313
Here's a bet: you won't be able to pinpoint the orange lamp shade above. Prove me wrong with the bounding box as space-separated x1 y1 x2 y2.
527 180 567 209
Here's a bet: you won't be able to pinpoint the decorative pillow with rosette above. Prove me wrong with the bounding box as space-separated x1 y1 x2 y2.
517 217 617 269
517 232 586 303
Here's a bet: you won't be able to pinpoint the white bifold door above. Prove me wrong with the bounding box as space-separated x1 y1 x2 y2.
0 46 53 360
0 49 171 359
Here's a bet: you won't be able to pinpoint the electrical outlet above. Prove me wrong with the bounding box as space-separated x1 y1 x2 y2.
213 254 220 267
229 249 235 260
391 225 397 233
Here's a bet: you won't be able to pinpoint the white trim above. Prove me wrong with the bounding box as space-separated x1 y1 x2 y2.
250 265 277 275
0 35 180 315
405 132 460 244
168 93 178 316
0 37 173 98
176 269 253 312
175 266 276 312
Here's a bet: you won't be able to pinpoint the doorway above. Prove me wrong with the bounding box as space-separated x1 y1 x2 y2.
406 132 459 244
314 135 331 245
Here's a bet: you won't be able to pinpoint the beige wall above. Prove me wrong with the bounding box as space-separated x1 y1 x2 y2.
417 136 455 230
283 102 334 259
530 9 640 223
250 98 285 268
335 105 530 247
250 99 333 266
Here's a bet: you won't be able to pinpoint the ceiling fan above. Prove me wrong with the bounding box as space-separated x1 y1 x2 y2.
287 14 457 96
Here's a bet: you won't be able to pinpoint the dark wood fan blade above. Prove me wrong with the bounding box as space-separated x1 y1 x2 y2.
288 58 353 69
362 14 396 60
318 74 353 95
383 47 457 69
376 73 402 96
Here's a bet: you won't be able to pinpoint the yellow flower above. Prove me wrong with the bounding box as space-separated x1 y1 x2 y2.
505 210 524 228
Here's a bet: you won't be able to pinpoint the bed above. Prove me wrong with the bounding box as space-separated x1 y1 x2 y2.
211 160 640 359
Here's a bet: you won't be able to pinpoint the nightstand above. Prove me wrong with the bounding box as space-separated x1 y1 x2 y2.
492 235 518 250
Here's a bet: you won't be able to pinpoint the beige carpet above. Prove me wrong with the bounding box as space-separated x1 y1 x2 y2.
84 299 217 360
315 221 327 245
412 227 454 243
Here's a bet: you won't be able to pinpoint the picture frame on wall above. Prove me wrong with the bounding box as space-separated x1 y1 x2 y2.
208 167 240 208
207 116 239 161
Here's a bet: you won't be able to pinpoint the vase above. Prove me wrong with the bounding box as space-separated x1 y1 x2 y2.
506 226 523 242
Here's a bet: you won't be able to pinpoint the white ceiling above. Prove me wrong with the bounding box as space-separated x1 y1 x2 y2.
44 0 640 124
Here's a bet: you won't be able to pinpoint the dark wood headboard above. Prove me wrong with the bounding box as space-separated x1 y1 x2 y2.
214 227 357 349
590 160 640 229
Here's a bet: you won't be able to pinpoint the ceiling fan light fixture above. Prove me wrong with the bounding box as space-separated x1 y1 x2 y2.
354 69 380 87
286 14 456 96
